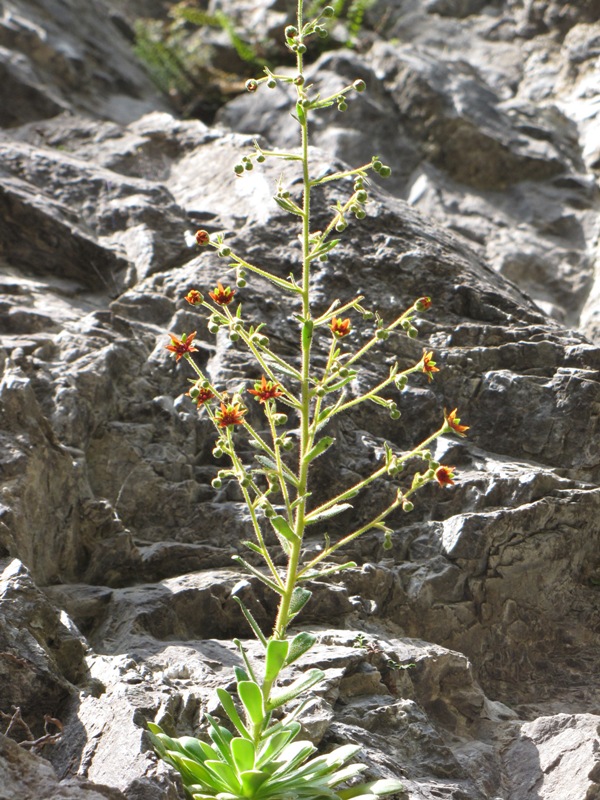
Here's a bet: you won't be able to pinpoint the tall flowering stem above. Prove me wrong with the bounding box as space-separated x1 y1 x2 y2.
151 3 470 799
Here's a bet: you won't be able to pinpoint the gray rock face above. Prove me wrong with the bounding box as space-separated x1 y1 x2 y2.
1 1 599 800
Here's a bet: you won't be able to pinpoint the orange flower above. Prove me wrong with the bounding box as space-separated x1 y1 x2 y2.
422 351 439 383
187 386 215 407
185 289 203 306
165 331 198 361
215 402 247 427
330 316 351 337
209 282 236 306
195 229 210 246
415 296 432 311
444 408 469 437
248 375 284 404
435 465 456 487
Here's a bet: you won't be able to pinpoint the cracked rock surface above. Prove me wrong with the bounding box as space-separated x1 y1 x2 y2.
1 1 599 799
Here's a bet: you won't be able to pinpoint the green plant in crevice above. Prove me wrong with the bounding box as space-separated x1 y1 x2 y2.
149 1 470 798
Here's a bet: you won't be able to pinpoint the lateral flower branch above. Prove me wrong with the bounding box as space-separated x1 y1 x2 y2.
151 4 470 799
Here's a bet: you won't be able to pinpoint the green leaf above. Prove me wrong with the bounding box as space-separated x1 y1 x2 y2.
305 502 353 524
325 763 367 787
234 639 259 684
238 681 265 727
327 371 358 391
285 632 316 666
178 736 215 763
264 639 290 685
304 436 334 464
230 737 256 772
232 596 269 646
289 586 312 616
269 515 300 543
338 778 405 798
267 668 324 710
217 688 250 738
270 741 318 776
168 752 222 790
309 238 340 260
204 759 241 793
255 724 300 767
301 561 357 580
205 714 235 767
240 769 269 797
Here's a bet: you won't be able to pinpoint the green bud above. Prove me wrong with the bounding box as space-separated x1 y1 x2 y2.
338 100 348 112
316 386 326 397
267 80 276 89
335 220 347 232
272 413 288 426
383 530 393 550
353 79 366 92
240 474 251 488
354 178 364 190
264 505 276 518
230 331 240 342
395 374 408 390
218 246 231 257
379 165 392 178
338 367 349 378
376 329 389 340
208 324 219 334
355 190 368 203
301 97 311 108
211 477 222 489
355 208 366 220
213 446 224 458
372 159 383 172
255 334 269 346
390 408 401 420
402 500 414 512
322 5 334 17
297 43 307 54
407 326 418 339
245 79 258 93
281 438 294 451
317 27 328 38
236 278 247 288
244 161 253 171
319 254 328 262
362 310 374 321
285 25 298 37
234 164 244 175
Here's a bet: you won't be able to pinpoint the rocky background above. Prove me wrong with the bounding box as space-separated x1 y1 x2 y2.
1 0 600 799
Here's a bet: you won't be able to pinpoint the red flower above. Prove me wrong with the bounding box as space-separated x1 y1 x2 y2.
415 296 432 311
215 402 247 427
422 351 439 383
435 465 456 487
165 331 198 361
248 375 284 404
209 282 236 306
444 408 469 437
330 316 351 337
185 289 203 306
195 229 210 246
187 386 215 407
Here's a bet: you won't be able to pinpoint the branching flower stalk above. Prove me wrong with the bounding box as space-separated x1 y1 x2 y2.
150 3 469 799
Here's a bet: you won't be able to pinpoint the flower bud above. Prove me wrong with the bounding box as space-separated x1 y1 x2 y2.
211 477 222 489
285 25 298 37
402 500 414 512
236 277 247 288
390 408 401 420
335 220 347 232
353 79 366 92
245 79 258 92
355 208 366 220
234 164 244 175
272 413 288 426
355 190 368 203
322 5 334 17
379 165 392 178
296 43 307 54
281 437 294 451
244 161 253 171
195 229 210 246
267 79 277 89
316 386 326 397
256 154 266 162
376 329 389 340
383 530 393 550
213 445 224 458
229 331 240 342
415 296 432 312
208 323 219 334
362 310 374 321
337 100 348 112
338 367 349 378
372 159 383 172
407 326 418 339
294 74 305 85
